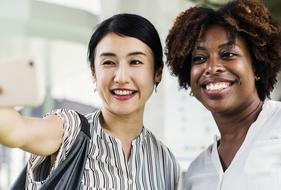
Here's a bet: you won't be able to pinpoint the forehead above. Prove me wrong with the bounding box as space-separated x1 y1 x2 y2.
196 25 248 50
95 33 153 56
198 25 230 44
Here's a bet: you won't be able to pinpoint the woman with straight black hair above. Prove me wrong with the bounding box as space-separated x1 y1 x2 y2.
0 13 180 190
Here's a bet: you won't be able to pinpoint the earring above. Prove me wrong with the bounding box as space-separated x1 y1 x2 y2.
255 75 260 81
155 82 159 93
93 82 97 92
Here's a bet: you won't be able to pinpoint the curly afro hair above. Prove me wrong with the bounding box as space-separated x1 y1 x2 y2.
165 0 281 101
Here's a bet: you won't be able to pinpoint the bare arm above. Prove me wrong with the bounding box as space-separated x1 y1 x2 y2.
0 108 63 155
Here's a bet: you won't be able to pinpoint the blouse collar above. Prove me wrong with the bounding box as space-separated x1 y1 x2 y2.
91 110 148 145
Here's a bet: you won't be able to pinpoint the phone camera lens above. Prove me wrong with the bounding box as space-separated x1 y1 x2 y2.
0 86 3 95
29 61 34 67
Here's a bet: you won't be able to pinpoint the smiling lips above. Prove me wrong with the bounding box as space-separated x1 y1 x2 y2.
111 89 137 100
205 82 232 91
200 80 235 98
113 89 135 95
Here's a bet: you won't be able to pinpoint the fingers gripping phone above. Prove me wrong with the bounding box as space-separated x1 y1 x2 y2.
0 58 45 107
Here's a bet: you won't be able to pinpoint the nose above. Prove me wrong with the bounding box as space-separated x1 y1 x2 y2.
114 63 130 84
204 57 224 75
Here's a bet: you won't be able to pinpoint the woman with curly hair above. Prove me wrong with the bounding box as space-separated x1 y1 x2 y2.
166 0 281 189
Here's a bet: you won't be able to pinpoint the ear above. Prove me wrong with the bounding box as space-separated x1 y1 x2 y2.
154 65 163 83
91 69 96 82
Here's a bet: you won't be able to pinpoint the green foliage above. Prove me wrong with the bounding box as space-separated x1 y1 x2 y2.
189 0 229 9
188 0 281 21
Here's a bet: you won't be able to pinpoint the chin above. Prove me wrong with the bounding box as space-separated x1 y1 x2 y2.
112 108 137 116
201 100 227 113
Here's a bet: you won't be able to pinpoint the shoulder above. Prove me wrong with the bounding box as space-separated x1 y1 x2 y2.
143 128 181 184
254 100 281 138
258 100 281 127
263 100 281 114
182 144 217 189
84 109 100 123
186 144 213 177
46 108 80 124
145 129 170 153
45 109 82 136
48 109 100 127
144 128 178 163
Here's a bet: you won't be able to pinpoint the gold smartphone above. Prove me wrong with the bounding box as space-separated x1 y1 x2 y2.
0 58 45 107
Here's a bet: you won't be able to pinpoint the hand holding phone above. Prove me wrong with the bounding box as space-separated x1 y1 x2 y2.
0 58 45 107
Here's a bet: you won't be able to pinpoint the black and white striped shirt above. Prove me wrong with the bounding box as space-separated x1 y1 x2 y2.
26 109 180 190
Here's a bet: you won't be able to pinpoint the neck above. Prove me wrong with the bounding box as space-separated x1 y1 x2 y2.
213 98 263 171
213 98 263 141
100 108 144 143
100 108 144 160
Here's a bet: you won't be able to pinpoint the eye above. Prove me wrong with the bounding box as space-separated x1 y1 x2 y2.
192 55 206 65
220 51 238 59
130 60 143 65
101 60 115 65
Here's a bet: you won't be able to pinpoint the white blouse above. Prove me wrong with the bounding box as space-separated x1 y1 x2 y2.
184 100 281 190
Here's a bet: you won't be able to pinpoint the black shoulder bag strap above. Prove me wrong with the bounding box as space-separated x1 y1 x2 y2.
10 112 91 190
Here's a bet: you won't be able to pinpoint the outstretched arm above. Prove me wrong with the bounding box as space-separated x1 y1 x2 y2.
0 108 63 156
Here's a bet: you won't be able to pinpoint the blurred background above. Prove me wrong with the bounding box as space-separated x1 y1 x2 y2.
0 0 281 189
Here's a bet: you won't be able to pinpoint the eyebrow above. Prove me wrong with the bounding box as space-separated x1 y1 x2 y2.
218 42 234 49
99 52 116 57
128 51 147 56
99 51 147 57
194 42 234 51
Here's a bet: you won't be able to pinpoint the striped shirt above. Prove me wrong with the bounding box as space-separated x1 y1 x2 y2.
26 109 180 190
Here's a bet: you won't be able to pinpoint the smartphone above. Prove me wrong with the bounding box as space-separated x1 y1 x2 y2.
0 58 45 107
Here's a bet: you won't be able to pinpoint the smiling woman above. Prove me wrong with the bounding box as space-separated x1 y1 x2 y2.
93 33 158 117
0 13 179 190
190 25 257 114
166 0 281 190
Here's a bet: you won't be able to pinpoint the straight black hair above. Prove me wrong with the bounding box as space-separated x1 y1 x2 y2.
88 13 163 73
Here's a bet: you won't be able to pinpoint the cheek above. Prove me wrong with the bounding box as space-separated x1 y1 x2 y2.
140 75 154 89
190 66 205 99
231 62 255 82
190 66 201 86
95 72 110 88
133 67 154 82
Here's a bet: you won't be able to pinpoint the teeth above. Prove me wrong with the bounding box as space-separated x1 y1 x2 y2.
113 90 134 95
206 82 230 91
